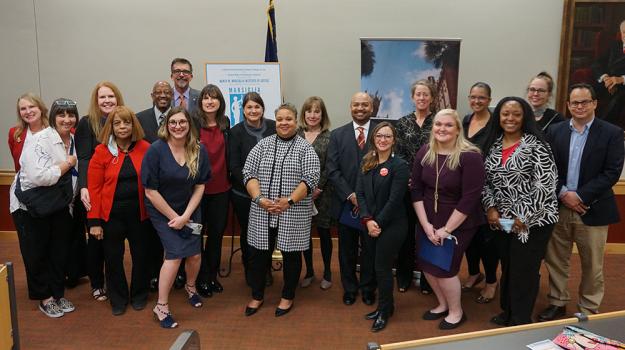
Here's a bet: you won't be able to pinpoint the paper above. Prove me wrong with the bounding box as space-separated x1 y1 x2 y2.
526 339 560 350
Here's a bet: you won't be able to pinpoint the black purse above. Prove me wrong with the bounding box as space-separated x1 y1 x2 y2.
14 137 75 218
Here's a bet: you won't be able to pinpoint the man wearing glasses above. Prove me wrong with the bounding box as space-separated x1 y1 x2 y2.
170 57 200 115
539 83 624 321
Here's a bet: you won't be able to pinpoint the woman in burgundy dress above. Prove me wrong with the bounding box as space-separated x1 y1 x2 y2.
411 109 485 330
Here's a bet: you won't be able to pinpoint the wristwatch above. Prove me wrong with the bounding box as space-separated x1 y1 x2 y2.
287 198 295 206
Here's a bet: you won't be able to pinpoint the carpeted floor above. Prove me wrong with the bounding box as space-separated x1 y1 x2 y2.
1 237 624 350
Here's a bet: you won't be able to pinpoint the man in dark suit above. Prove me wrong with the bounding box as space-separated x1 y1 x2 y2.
136 81 173 143
539 83 624 321
591 20 625 125
170 57 200 116
327 92 378 306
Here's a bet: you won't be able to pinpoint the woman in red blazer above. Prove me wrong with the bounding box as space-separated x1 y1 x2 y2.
87 106 151 316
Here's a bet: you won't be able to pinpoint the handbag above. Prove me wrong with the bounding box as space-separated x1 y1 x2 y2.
15 171 74 218
417 231 458 272
14 136 75 218
552 325 625 349
339 202 364 231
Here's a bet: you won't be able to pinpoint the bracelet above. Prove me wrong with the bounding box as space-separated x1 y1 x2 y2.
287 197 295 206
253 194 263 205
443 227 452 234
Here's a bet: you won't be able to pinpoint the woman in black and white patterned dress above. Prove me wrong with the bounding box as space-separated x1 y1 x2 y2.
242 103 320 317
481 96 559 326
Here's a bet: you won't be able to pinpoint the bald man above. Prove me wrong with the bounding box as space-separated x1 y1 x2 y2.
327 92 378 306
136 81 173 143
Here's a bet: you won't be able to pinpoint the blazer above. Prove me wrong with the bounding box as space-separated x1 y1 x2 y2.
172 87 200 116
356 155 410 229
326 120 378 218
546 118 625 226
136 107 161 143
228 119 276 196
86 140 150 226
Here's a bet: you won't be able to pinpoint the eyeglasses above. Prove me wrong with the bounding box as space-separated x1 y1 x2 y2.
527 87 548 94
172 69 192 75
168 119 188 127
53 100 77 107
569 100 594 108
468 95 489 101
374 133 393 140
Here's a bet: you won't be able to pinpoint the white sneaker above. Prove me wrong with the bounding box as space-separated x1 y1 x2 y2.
56 297 75 313
39 300 64 318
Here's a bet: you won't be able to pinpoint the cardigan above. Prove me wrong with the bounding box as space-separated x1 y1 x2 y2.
243 134 320 251
8 126 32 171
482 133 559 242
86 140 150 226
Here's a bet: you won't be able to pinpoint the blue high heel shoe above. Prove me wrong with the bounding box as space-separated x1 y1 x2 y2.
185 284 203 308
153 302 178 329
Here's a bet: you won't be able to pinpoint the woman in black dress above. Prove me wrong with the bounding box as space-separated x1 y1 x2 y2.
142 107 210 328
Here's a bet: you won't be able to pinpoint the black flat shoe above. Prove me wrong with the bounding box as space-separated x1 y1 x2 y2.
371 314 390 332
275 303 293 317
538 305 566 322
209 280 224 293
343 292 356 305
439 313 467 330
112 305 127 316
422 309 449 320
362 292 376 306
131 300 147 311
490 313 509 326
366 308 394 320
197 283 213 298
245 300 263 316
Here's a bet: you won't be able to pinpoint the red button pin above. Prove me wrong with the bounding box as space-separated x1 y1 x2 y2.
380 168 388 176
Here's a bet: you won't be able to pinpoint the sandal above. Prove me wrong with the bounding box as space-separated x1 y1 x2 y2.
91 288 108 302
461 273 484 292
476 283 498 304
185 284 203 308
153 302 178 328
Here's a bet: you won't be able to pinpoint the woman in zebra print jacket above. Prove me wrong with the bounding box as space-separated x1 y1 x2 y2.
481 96 559 327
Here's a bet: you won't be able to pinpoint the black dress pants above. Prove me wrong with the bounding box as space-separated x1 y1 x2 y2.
497 223 554 325
338 223 376 294
102 204 150 308
87 224 105 290
65 197 87 285
231 192 251 278
12 208 72 300
248 228 302 301
375 220 406 314
465 224 499 284
145 221 164 281
199 191 230 283
395 193 416 287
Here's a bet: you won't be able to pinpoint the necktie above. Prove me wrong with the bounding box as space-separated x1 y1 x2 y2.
180 95 187 110
357 126 365 150
158 114 165 126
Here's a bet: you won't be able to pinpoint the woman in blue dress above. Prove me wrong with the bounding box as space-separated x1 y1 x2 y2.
141 106 210 328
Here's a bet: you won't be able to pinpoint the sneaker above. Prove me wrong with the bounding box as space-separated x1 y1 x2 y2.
56 297 75 313
39 300 64 318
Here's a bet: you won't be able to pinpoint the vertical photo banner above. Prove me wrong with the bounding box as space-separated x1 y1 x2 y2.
360 38 461 120
205 62 282 126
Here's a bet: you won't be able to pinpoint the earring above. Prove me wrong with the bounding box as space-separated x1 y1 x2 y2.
372 150 376 156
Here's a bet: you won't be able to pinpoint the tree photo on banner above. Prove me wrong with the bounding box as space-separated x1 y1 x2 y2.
361 38 461 120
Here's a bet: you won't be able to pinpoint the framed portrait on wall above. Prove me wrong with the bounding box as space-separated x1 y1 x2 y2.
557 0 625 129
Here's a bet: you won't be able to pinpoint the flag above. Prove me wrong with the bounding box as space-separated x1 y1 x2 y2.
265 0 278 62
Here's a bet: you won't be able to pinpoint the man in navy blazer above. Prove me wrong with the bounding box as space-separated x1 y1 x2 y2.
591 20 625 126
327 92 378 306
170 57 200 116
136 81 173 143
540 83 624 321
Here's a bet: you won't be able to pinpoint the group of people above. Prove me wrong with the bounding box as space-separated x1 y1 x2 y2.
8 57 624 334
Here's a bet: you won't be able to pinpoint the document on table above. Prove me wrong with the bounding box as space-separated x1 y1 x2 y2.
526 339 560 350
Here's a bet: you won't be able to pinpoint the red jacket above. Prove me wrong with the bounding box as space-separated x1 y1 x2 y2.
87 140 150 224
8 127 27 171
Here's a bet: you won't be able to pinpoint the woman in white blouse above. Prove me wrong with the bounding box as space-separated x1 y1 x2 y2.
10 98 79 318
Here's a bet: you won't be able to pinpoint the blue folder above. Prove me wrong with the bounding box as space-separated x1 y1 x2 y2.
418 233 457 272
339 202 364 231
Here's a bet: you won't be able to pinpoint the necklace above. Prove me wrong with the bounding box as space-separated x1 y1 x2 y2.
434 154 449 213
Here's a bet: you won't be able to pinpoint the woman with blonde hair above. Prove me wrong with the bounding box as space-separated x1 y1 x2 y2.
526 72 564 132
76 81 126 301
8 93 50 171
411 109 485 330
356 121 409 331
142 106 210 328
